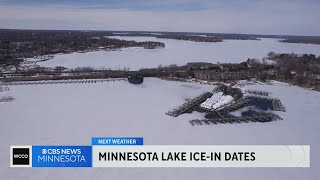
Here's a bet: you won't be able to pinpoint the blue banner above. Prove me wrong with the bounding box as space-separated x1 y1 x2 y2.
92 137 143 145
32 146 92 167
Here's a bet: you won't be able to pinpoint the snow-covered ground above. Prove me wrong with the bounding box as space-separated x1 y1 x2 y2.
1 78 320 179
36 37 320 70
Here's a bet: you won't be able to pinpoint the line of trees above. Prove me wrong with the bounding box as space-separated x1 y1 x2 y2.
0 29 165 63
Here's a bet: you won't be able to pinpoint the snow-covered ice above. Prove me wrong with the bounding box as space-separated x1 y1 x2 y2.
37 37 320 70
1 78 320 179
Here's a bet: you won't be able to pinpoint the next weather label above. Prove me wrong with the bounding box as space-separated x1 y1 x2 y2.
32 146 92 167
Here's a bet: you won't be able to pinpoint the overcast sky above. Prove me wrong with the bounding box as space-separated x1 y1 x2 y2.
0 0 319 36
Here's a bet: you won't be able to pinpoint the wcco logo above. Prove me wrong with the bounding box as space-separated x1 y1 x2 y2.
13 154 29 158
10 146 32 167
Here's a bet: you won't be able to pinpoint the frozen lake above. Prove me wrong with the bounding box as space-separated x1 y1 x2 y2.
1 78 320 179
37 37 320 70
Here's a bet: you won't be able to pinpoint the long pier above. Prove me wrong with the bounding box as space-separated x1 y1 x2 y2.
1 78 127 86
166 92 213 117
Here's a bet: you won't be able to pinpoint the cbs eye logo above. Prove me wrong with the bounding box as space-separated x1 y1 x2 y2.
10 146 32 167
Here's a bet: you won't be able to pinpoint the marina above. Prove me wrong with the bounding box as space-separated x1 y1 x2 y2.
165 85 286 126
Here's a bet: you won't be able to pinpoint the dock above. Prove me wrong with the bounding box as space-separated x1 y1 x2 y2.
272 98 286 112
166 92 213 117
189 112 283 126
1 78 127 86
218 96 286 113
0 85 9 92
245 90 269 96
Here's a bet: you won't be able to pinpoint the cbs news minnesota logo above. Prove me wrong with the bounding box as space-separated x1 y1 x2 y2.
10 146 32 167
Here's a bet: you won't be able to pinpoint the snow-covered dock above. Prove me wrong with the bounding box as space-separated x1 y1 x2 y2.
218 96 286 114
1 78 127 86
190 112 283 126
166 92 213 117
245 90 269 96
218 98 252 114
0 96 14 102
272 98 286 111
0 85 9 92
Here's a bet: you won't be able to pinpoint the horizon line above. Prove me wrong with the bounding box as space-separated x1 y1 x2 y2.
1 28 320 38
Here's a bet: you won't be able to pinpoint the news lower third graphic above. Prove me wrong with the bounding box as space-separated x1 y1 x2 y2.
10 137 310 168
32 146 92 167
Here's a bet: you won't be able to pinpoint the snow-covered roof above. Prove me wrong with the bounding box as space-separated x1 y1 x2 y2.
200 92 234 110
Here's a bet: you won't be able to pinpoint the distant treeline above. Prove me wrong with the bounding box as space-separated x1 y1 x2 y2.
109 32 259 42
279 37 320 45
0 29 165 61
109 31 320 44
